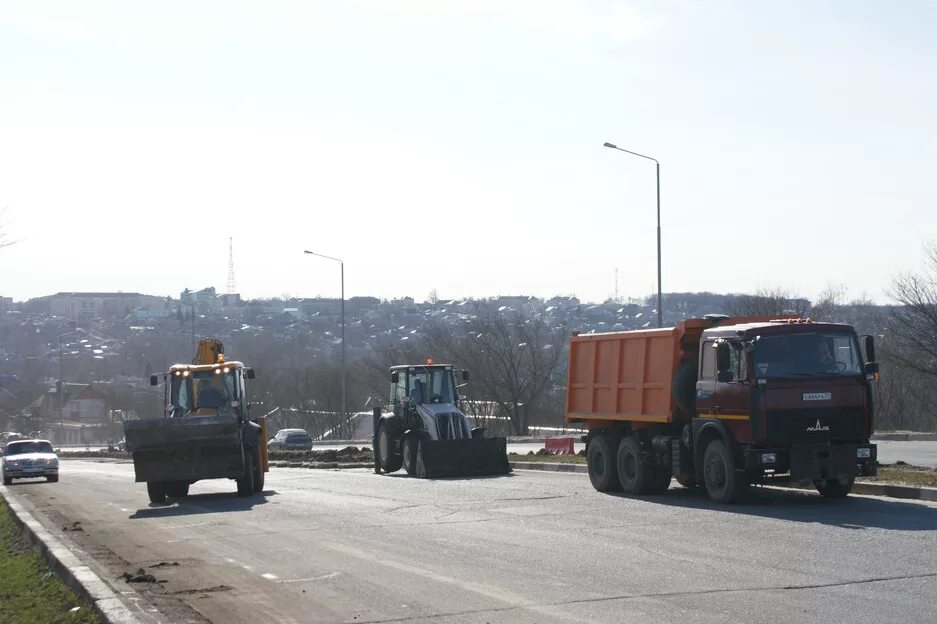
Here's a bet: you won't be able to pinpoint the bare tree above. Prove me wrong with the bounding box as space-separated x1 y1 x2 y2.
423 303 568 435
809 283 847 322
723 287 810 318
888 243 937 381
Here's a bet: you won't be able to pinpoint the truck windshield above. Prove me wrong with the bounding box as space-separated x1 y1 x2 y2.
752 332 862 379
409 368 457 404
170 370 238 415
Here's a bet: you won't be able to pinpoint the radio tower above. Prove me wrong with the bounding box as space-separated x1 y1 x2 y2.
226 237 237 294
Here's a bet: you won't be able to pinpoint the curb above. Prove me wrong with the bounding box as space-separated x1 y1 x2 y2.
871 432 937 442
0 488 145 624
508 461 937 501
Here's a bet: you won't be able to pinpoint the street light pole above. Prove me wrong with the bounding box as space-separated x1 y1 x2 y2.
304 250 346 418
604 141 663 328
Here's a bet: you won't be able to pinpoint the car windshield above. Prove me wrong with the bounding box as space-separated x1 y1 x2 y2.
5 441 54 455
752 332 863 379
170 370 238 414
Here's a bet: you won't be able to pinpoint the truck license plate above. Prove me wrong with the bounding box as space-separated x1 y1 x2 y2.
803 392 832 401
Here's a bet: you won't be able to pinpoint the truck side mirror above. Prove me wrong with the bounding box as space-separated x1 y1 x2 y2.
462 370 470 382
150 375 159 386
245 368 256 379
390 371 399 383
863 335 876 363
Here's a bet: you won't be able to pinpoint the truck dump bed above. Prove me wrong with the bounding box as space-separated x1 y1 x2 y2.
565 327 685 425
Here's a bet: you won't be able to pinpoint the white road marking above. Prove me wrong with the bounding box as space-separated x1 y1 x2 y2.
275 572 340 583
261 573 279 580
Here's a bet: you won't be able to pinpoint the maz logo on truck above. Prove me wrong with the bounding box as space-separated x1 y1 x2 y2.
806 419 831 432
803 392 832 401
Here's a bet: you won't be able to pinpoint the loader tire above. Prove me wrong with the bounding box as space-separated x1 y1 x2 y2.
616 436 653 495
3 475 12 486
46 475 59 483
237 453 254 497
377 421 403 473
402 435 420 476
587 433 621 492
147 482 166 504
252 448 265 493
166 481 189 498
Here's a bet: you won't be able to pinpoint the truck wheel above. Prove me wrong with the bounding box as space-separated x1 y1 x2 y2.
814 476 854 498
252 449 265 493
616 437 652 494
237 453 255 497
147 482 166 504
166 482 189 498
377 421 403 473
702 439 748 503
402 435 420 476
587 433 621 492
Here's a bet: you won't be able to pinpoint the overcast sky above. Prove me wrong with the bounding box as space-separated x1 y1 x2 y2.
1 1 935 304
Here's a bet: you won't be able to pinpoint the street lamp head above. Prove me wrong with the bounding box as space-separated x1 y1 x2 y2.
603 142 617 149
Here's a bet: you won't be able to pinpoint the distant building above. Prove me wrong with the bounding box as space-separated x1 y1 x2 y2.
29 292 163 320
32 383 109 445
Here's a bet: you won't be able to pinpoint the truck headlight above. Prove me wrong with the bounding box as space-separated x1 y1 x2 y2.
761 453 776 464
857 447 871 459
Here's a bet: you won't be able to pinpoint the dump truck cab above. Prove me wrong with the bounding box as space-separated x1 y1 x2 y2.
373 363 510 478
124 339 269 503
691 319 877 495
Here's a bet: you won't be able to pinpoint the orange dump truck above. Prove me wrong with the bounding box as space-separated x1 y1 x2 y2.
565 315 879 503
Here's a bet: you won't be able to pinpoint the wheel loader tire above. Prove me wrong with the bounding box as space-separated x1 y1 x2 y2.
587 433 621 492
237 453 254 497
672 356 699 419
166 481 189 498
147 481 166 504
46 475 59 483
377 421 403 473
252 448 265 493
402 435 420 476
615 436 653 495
3 475 12 486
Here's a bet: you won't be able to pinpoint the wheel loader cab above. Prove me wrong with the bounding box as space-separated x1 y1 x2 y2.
167 366 248 419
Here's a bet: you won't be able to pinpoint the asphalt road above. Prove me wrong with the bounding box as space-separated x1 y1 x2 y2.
5 459 937 624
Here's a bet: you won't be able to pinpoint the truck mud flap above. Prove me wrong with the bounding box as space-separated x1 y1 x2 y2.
124 415 244 483
789 445 859 483
415 437 511 478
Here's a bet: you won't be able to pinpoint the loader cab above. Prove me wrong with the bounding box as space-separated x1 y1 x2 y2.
389 364 468 418
165 363 253 420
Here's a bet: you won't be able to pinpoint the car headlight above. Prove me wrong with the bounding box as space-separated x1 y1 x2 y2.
44 458 58 466
6 460 19 468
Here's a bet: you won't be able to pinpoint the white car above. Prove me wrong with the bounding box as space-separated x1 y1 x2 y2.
2 439 59 485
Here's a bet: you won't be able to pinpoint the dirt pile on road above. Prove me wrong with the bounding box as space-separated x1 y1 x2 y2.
267 446 372 463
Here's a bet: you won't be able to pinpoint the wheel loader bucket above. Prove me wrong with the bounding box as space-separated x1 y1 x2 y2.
124 414 245 483
416 437 511 478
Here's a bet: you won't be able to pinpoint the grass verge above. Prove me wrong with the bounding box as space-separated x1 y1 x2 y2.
0 498 101 624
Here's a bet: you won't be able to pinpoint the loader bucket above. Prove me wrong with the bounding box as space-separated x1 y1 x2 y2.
416 437 511 478
124 414 245 483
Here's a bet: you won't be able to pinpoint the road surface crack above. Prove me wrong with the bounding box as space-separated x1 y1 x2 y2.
350 571 937 623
